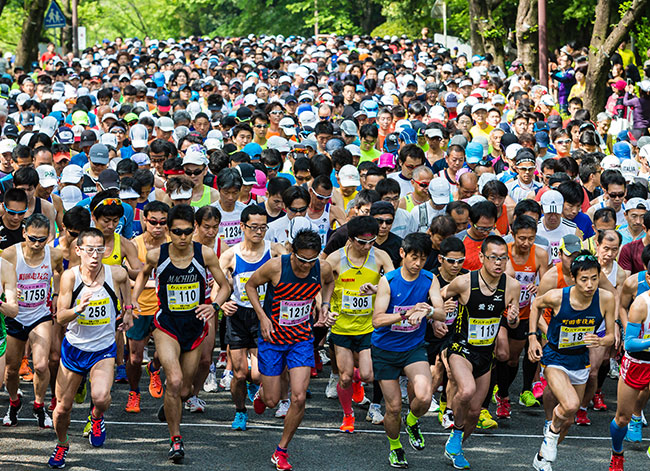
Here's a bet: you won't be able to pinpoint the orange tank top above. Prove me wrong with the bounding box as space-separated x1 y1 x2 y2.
543 263 568 324
496 204 509 235
507 242 537 320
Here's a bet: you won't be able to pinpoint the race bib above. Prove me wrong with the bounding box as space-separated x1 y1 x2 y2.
468 317 501 346
559 325 592 348
515 272 536 308
391 305 418 332
77 297 111 326
167 282 200 311
220 220 242 246
237 274 266 303
445 300 459 326
549 241 561 265
18 282 48 308
279 299 312 326
341 289 373 316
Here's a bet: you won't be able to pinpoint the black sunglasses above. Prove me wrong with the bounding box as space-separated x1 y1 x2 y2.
170 227 194 236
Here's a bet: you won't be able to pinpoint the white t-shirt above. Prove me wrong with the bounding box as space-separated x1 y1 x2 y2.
265 215 317 245
388 172 414 197
536 217 578 264
211 200 246 246
391 208 416 239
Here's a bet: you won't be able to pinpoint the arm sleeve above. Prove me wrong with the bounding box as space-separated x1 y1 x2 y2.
622 93 639 107
625 322 650 352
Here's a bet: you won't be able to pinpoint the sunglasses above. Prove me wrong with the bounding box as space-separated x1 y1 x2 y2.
556 139 571 145
170 227 194 236
473 224 494 233
442 256 465 265
147 219 167 226
254 124 269 129
354 236 377 246
184 168 204 177
79 246 106 255
288 205 308 213
413 179 430 189
4 205 27 215
608 192 625 199
265 164 281 171
27 235 48 243
295 253 319 263
311 188 331 201
269 110 284 115
375 218 394 225
68 230 80 238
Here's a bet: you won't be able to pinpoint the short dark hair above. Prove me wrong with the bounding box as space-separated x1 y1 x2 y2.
601 169 626 191
557 181 584 206
401 232 432 257
217 168 243 190
348 216 379 239
375 177 400 197
398 144 425 164
469 201 497 224
511 215 538 234
570 250 601 278
168 204 195 227
593 207 617 225
312 174 333 192
196 205 222 225
481 235 507 254
24 213 50 233
4 188 28 207
292 229 322 253
282 185 310 207
440 237 465 256
77 228 105 247
143 200 170 217
446 200 470 215
63 206 90 231
481 180 508 199
514 199 542 219
429 215 457 237
267 177 292 197
13 167 39 187
241 204 267 223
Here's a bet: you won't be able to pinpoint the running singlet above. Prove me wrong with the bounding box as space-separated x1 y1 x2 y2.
545 286 602 353
212 201 245 246
543 263 568 324
231 241 272 308
155 242 207 316
637 271 650 297
425 267 467 343
134 235 159 316
15 244 53 326
262 254 321 345
331 247 381 336
306 204 331 249
101 233 122 265
371 268 434 352
191 185 211 209
495 205 509 235
451 270 507 352
507 242 536 320
628 291 650 361
66 265 119 352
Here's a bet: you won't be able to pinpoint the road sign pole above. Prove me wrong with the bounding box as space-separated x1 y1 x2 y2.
72 0 78 57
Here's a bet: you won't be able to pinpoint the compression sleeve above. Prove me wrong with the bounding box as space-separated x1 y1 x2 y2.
624 322 650 352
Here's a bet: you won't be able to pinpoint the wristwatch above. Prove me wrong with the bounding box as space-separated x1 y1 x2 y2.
212 302 220 313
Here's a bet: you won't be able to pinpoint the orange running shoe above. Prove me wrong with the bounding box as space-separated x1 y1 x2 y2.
125 391 141 413
147 361 163 398
352 380 365 404
339 413 355 433
20 357 33 382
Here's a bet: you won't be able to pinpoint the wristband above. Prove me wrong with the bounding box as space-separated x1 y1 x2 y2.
526 332 539 337
124 305 133 310
426 306 435 318
212 302 220 312
321 302 331 308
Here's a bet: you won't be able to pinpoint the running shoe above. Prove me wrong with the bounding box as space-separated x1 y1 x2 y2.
314 350 323 372
445 428 463 456
575 409 591 426
89 415 106 447
533 454 553 471
19 357 33 382
624 417 642 442
247 382 260 403
592 391 607 411
146 361 163 398
477 409 497 429
125 391 141 413
34 406 53 428
48 397 57 412
157 404 166 422
253 390 267 414
448 451 470 469
608 452 624 471
2 398 21 426
609 358 620 379
540 427 560 462
428 395 440 413
340 413 355 433
352 380 365 404
203 363 219 393
271 449 293 470
74 380 87 404
82 415 92 437
319 349 330 365
185 396 206 413
366 403 384 424
216 351 227 369
532 381 545 400
491 385 499 404
403 416 425 450
495 394 511 419
114 364 127 383
310 367 318 377
440 409 454 430
168 436 184 464
519 390 540 407
275 399 290 418
232 411 248 431
388 448 408 468
325 373 339 399
47 443 69 469
219 370 233 391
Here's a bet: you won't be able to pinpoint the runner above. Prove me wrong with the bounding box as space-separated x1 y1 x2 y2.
219 205 286 430
181 145 219 208
443 235 521 469
132 204 230 463
124 201 170 414
211 168 247 247
371 232 444 468
324 215 394 432
48 228 133 469
0 250 19 395
528 251 615 471
305 175 345 249
245 228 335 471
2 214 63 428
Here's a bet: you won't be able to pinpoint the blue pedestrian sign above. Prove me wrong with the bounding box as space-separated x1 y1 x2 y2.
44 1 66 29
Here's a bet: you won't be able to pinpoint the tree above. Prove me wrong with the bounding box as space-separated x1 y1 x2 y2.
467 0 510 70
515 0 536 75
15 0 49 68
583 0 649 116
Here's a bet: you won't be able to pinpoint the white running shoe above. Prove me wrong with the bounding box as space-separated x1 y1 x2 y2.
275 399 290 418
366 403 384 424
609 358 620 379
319 349 331 365
216 351 228 369
429 395 440 413
533 454 553 471
441 410 454 430
219 370 233 391
142 348 150 365
539 428 559 462
185 395 206 413
325 374 339 399
203 363 219 393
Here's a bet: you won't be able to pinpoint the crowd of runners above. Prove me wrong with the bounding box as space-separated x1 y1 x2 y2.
0 32 649 470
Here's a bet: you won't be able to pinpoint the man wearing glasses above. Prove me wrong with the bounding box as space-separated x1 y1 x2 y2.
266 186 312 245
506 149 543 204
442 236 521 469
219 205 286 432
0 188 29 250
212 168 247 247
388 144 426 197
305 175 346 250
49 228 133 469
251 112 270 148
399 165 432 212
132 205 230 463
455 200 498 271
1 214 62 430
245 228 335 471
587 169 627 227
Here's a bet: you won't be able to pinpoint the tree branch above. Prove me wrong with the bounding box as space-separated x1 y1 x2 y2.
601 0 649 56
589 0 611 48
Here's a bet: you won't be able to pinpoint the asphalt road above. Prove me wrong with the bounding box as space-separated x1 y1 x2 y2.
1 355 649 471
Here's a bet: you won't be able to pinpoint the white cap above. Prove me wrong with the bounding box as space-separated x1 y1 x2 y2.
471 103 488 114
0 139 16 155
100 133 118 149
279 117 297 135
640 144 650 162
298 111 318 128
466 195 487 206
244 94 258 106
267 135 290 153
428 177 451 205
394 119 411 132
621 158 640 181
60 185 83 210
36 165 57 188
625 197 649 212
170 188 193 200
441 64 453 73
345 144 361 157
288 216 315 244
540 95 556 107
119 188 141 199
39 116 59 138
505 143 523 161
182 146 209 166
601 154 621 170
338 164 360 187
129 124 149 149
459 79 473 88
541 189 564 214
204 138 223 151
478 173 497 193
101 112 118 123
60 164 84 184
157 116 174 132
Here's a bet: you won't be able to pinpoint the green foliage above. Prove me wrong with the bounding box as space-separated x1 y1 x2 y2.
0 0 27 51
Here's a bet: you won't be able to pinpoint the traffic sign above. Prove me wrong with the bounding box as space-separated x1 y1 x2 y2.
44 1 66 29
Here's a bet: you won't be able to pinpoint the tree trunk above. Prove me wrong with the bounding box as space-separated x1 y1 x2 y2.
15 0 50 69
467 0 485 55
515 0 537 78
583 0 649 117
61 0 73 55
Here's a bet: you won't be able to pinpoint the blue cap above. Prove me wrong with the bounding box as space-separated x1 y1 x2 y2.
296 104 313 116
613 141 632 160
360 100 378 118
49 111 65 125
356 84 366 93
325 138 345 153
535 131 550 148
242 142 263 159
383 133 400 153
533 121 549 133
157 95 171 109
399 128 418 145
617 129 630 143
55 127 75 145
153 72 165 88
465 142 484 164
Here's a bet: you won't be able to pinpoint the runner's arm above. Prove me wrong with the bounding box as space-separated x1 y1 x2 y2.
56 270 83 324
0 259 18 319
536 245 550 279
618 274 637 329
113 266 133 331
426 275 446 322
131 249 158 310
51 248 64 313
372 276 401 328
318 259 335 324
203 245 231 306
505 276 522 327
625 295 650 352
122 237 144 280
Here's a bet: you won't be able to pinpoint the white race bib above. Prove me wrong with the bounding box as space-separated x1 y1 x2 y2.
279 299 312 326
167 282 200 311
468 317 501 346
220 220 243 246
341 289 373 316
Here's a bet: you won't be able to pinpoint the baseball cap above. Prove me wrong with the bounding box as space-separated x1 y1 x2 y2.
60 185 83 210
465 142 484 164
100 133 118 149
325 138 345 154
132 152 151 166
625 197 649 212
60 164 84 184
360 100 379 118
535 131 550 148
541 189 564 214
89 144 109 165
560 234 582 256
378 153 395 169
36 165 57 188
370 201 395 217
547 115 563 130
98 169 120 190
119 187 141 200
540 95 555 107
279 117 297 136
157 116 174 132
170 187 193 200
157 95 171 112
79 130 97 147
204 138 223 151
3 124 19 139
182 147 209 167
338 165 360 187
267 136 290 153
129 124 149 149
237 163 257 186
288 217 315 244
252 170 267 197
449 135 468 149
424 128 443 139
613 141 632 160
600 155 621 170
55 127 75 145
39 116 58 138
399 128 418 145
345 144 361 157
383 134 400 153
515 148 536 165
0 139 16 155
478 173 498 193
340 120 358 137
428 178 451 205
242 142 263 160
621 158 639 181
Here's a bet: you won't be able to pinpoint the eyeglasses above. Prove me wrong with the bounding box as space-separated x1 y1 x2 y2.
574 254 597 262
608 192 625 199
79 246 106 255
265 164 281 171
484 255 508 263
269 110 284 115
147 219 167 226
375 218 394 225
413 179 430 189
170 227 194 236
311 188 331 201
27 235 48 243
183 168 204 177
517 166 535 173
4 205 27 215
442 256 465 265
244 223 268 233
254 124 269 129
382 196 400 203
473 224 495 233
556 139 571 145
354 236 377 246
295 253 319 263
288 205 308 213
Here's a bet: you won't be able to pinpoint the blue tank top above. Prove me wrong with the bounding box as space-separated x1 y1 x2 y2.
546 286 602 354
231 241 272 308
371 268 433 352
637 271 650 297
